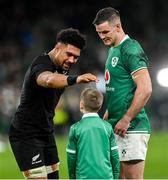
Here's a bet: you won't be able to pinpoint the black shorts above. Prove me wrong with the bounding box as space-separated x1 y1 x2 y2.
9 126 59 171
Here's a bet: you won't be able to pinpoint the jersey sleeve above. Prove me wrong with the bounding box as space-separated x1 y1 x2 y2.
31 56 54 80
123 43 149 75
110 130 120 179
66 125 77 179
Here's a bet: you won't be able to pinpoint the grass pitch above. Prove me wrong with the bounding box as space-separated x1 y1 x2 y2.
0 132 168 179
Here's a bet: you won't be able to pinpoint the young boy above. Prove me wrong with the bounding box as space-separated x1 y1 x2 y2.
66 88 120 179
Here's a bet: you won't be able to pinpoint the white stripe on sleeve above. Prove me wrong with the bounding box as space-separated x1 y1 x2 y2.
131 67 147 75
111 146 118 151
66 148 76 154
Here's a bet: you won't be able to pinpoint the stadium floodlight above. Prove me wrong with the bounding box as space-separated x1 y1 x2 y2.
157 68 168 87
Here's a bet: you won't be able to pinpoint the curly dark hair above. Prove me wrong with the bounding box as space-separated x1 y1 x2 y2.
56 28 86 50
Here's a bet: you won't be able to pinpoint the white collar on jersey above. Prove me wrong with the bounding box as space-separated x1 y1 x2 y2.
119 34 129 45
82 113 99 118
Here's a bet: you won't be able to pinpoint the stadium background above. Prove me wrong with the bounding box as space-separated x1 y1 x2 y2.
0 0 168 178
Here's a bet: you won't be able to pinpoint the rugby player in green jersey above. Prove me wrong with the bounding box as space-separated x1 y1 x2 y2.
93 7 152 179
66 88 120 179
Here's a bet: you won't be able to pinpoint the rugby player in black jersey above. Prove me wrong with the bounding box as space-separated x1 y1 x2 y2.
9 28 98 179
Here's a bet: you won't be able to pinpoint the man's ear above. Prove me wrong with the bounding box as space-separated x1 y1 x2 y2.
116 22 121 32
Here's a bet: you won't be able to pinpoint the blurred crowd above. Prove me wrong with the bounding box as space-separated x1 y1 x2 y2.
0 0 168 137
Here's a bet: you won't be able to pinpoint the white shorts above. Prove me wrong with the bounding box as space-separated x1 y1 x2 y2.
115 133 150 161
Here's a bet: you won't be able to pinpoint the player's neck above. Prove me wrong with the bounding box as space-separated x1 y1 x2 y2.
113 31 126 47
82 110 97 114
48 49 55 62
48 49 59 67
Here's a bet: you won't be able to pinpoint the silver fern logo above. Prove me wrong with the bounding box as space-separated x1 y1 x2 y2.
32 153 42 164
32 154 40 162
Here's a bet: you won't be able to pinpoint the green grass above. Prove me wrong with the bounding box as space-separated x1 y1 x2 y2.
144 132 168 178
0 135 69 179
0 132 168 179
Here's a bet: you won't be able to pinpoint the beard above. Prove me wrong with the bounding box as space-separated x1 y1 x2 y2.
63 61 72 70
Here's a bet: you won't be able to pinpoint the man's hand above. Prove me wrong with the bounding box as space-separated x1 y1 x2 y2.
76 73 99 83
114 115 131 137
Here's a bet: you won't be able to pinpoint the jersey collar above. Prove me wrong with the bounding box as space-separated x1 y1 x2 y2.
119 34 129 45
82 113 99 119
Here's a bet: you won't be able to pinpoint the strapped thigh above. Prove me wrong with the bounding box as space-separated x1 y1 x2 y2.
23 165 47 179
46 162 60 174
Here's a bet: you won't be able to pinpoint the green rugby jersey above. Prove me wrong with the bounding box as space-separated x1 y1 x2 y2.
105 35 151 134
66 113 120 179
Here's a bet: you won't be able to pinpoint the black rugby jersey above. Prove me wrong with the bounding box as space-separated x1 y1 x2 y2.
10 54 67 138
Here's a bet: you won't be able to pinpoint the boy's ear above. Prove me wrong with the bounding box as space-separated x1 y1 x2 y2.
80 100 85 112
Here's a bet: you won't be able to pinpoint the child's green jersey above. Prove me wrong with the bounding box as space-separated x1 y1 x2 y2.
66 113 120 179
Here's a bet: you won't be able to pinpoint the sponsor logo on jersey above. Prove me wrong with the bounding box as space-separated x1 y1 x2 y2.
32 153 42 165
106 87 115 92
105 69 110 84
111 57 119 67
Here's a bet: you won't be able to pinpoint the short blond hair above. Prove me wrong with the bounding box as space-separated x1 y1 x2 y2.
80 88 103 112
